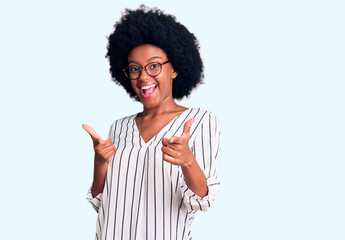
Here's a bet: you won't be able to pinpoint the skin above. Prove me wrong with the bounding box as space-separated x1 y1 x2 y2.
83 44 208 198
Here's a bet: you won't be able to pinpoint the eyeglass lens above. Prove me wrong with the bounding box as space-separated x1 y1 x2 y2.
125 62 162 79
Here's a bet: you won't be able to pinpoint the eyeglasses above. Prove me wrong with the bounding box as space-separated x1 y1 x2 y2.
122 61 170 80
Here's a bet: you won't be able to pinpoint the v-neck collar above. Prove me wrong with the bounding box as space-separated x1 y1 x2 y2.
133 108 192 147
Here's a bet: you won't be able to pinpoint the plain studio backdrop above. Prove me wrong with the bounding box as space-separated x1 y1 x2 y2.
0 0 344 239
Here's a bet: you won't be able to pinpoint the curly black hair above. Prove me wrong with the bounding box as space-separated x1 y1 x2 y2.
106 5 204 101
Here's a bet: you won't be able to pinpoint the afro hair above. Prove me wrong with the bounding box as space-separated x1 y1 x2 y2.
106 5 204 101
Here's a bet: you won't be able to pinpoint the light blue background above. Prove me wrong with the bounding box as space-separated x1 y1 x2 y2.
1 0 344 239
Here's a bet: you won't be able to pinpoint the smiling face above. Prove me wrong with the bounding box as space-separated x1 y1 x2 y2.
127 44 178 110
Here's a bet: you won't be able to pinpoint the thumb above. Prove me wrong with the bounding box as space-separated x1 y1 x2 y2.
181 118 195 138
82 124 103 143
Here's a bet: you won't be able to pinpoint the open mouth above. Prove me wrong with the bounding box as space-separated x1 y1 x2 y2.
140 84 157 99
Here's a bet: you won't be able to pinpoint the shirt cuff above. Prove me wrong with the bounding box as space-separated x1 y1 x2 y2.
181 176 221 212
86 186 103 212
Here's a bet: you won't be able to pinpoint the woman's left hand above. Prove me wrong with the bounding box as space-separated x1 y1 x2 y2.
161 118 195 167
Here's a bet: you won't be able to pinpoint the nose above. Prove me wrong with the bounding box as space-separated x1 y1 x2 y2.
138 67 151 81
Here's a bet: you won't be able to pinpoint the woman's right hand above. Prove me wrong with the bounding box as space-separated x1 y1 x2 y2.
82 124 116 164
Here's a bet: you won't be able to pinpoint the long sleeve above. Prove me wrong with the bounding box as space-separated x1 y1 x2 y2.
86 121 117 213
86 186 103 212
180 111 221 211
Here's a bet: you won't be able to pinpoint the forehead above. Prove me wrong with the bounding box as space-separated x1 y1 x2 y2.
128 44 168 63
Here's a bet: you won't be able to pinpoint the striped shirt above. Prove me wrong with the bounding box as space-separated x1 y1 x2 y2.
87 108 221 240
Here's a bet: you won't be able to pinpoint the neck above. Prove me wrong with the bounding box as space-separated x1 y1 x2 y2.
140 98 182 118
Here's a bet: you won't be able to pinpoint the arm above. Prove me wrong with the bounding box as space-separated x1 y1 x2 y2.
162 113 221 211
83 124 116 197
161 118 208 197
91 155 109 197
180 148 208 198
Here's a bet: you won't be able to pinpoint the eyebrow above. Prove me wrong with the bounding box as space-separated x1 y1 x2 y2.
128 56 163 65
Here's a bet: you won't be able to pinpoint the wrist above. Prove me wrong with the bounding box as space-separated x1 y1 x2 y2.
94 154 109 166
181 152 196 169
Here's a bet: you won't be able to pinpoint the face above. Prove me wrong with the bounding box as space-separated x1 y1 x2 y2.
127 44 178 110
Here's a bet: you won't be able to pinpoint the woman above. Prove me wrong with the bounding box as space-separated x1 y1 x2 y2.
83 5 221 240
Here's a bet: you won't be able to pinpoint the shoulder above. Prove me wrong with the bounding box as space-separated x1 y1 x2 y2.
107 113 138 136
189 108 219 125
110 113 137 126
188 108 220 138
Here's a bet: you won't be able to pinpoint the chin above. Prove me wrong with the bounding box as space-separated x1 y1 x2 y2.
140 100 160 109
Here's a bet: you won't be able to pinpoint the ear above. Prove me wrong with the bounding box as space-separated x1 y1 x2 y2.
172 70 178 79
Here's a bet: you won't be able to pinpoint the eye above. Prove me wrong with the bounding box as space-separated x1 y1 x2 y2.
129 65 140 73
149 63 160 69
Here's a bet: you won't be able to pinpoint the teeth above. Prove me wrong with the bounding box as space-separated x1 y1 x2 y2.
141 85 156 90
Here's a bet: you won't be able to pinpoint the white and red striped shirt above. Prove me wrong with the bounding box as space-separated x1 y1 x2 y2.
87 108 221 240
